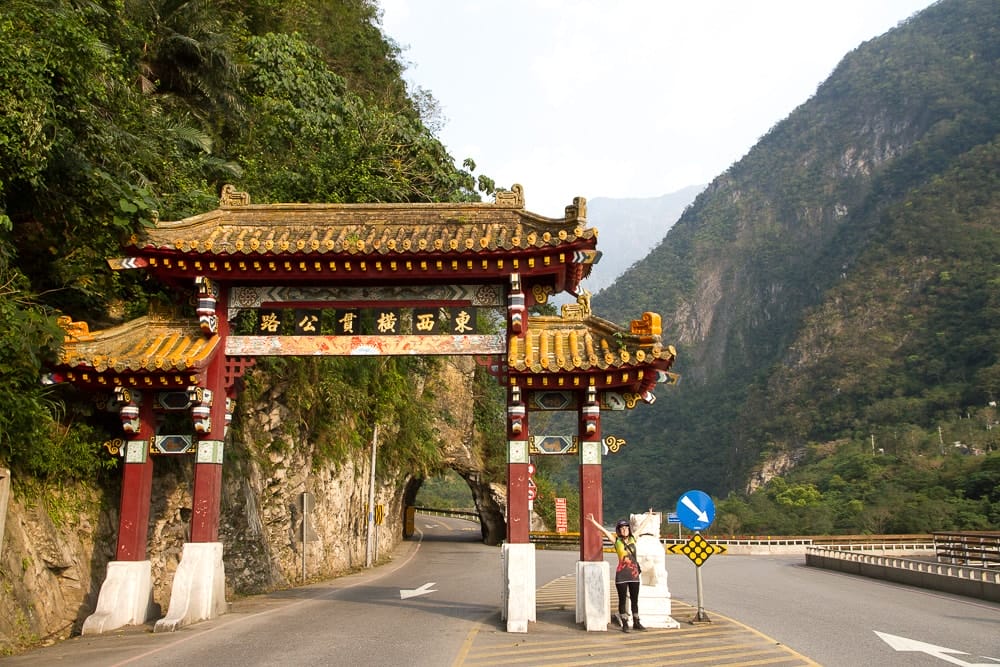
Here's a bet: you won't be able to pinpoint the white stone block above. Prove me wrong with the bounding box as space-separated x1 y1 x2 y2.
576 560 610 631
155 542 227 632
82 560 155 634
500 543 535 632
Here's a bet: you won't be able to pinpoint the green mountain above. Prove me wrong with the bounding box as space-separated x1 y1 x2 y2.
593 0 1000 532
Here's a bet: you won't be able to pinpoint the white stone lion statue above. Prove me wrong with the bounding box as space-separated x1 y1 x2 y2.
631 510 667 588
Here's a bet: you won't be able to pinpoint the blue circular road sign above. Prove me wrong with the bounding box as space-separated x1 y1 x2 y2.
676 489 715 531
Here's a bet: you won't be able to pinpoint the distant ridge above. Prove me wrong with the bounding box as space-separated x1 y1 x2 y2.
581 184 705 295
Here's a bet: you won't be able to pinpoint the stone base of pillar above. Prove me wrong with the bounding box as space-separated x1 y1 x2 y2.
500 542 536 633
154 542 227 633
81 560 156 635
575 560 610 631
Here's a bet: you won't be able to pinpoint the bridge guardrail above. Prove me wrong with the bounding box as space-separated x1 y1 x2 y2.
806 544 1000 602
414 510 996 601
526 531 936 552
933 531 1000 568
412 509 939 555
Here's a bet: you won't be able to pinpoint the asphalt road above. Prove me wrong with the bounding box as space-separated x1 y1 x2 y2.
665 552 1000 666
4 514 497 667
5 516 1000 666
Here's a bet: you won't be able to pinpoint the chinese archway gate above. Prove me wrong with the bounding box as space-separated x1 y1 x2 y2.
48 185 676 635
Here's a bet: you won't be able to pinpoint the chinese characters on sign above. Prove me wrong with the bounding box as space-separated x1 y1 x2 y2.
254 306 483 336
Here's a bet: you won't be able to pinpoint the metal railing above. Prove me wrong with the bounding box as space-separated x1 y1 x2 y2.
529 531 584 549
933 531 1000 568
412 509 947 556
526 531 936 551
412 506 480 521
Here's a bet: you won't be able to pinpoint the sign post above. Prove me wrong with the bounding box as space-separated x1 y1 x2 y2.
670 490 724 623
667 511 681 538
554 497 568 534
299 491 315 582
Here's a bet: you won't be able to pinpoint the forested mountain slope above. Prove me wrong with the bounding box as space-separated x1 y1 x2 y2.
0 0 493 482
593 0 1000 532
0 1 508 651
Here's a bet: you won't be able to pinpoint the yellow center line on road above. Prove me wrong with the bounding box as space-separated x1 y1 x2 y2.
702 608 821 667
713 657 815 667
631 648 805 667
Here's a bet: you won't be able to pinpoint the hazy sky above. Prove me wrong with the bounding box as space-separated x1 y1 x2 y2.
380 1 937 216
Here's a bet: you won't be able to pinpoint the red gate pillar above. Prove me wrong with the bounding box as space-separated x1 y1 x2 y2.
505 273 530 544
156 278 228 632
190 282 228 543
503 385 536 633
501 274 535 633
189 371 224 543
115 390 155 561
83 389 158 634
506 384 530 543
578 387 603 561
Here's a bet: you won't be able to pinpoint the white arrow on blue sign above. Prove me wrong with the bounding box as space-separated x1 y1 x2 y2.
676 490 715 531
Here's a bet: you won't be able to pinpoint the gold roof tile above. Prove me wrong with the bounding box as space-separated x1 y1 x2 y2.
126 185 596 258
507 310 676 374
55 315 219 374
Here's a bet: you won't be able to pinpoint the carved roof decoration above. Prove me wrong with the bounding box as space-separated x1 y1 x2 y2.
507 308 676 377
53 314 219 378
125 184 596 259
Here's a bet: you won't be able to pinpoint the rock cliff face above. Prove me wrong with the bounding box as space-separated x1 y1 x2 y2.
0 355 504 654
0 484 112 652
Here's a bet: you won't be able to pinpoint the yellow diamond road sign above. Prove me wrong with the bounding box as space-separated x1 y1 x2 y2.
667 533 727 566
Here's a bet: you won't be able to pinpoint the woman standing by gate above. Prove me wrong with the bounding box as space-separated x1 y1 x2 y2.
586 513 647 632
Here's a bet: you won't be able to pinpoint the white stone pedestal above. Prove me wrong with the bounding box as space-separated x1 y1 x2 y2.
637 567 680 628
500 542 536 633
82 560 156 634
576 560 610 631
635 532 680 628
154 542 227 632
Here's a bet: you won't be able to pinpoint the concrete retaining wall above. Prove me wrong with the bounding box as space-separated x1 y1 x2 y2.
805 546 1000 602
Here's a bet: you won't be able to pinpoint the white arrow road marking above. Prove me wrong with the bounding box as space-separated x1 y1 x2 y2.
680 495 709 524
875 631 1000 666
400 582 437 600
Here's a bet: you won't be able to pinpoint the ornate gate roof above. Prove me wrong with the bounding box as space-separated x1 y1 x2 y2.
47 313 220 389
506 293 677 396
54 186 675 400
113 185 600 302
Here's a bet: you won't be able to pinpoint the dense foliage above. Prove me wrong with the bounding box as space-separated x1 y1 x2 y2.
594 0 1000 533
237 355 445 475
0 0 491 481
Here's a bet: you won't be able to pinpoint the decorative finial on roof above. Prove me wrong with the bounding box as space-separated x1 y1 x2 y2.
220 184 251 208
565 196 587 222
560 289 592 320
495 184 525 208
57 315 92 340
631 312 662 343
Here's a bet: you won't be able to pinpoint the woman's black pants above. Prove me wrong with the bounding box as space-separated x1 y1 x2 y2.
615 581 640 616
